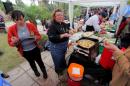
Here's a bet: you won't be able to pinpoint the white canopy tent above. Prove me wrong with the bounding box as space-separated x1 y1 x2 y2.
50 0 128 28
51 0 122 7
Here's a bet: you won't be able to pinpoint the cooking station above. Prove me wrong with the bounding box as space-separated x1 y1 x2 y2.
66 31 116 85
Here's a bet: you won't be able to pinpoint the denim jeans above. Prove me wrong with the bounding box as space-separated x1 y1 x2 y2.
49 41 68 75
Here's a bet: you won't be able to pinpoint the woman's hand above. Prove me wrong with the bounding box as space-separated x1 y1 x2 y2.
100 29 106 34
11 36 19 46
104 41 124 60
69 29 74 35
60 33 72 38
103 41 120 53
69 29 78 35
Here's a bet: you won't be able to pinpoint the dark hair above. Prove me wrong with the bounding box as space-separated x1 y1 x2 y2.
121 16 127 22
11 10 24 21
99 12 108 18
52 9 63 21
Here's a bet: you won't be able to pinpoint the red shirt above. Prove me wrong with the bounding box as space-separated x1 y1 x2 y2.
7 23 41 56
116 21 128 37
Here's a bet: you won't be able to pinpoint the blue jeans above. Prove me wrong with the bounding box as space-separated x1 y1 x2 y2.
49 41 68 74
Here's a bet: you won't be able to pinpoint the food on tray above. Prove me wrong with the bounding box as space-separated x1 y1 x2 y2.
69 29 78 35
69 32 83 42
100 29 107 34
82 32 94 37
78 40 95 48
89 35 104 42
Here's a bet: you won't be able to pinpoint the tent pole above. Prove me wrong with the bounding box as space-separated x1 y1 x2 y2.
112 5 117 14
86 7 90 20
69 1 74 29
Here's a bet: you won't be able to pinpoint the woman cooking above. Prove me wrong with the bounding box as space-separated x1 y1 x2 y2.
47 9 71 76
83 12 108 32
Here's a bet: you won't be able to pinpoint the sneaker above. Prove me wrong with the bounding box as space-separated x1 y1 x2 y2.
43 70 48 79
58 74 67 82
59 69 68 82
43 73 48 79
34 71 40 77
1 73 9 78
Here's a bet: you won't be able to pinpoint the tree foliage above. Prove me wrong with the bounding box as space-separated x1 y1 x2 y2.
0 0 5 11
23 5 51 21
0 0 82 22
15 0 25 10
128 0 130 5
74 5 82 17
14 0 51 23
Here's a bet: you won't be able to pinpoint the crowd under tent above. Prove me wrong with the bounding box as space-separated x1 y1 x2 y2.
49 0 128 28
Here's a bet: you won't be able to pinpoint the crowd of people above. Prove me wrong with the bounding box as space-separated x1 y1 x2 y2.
0 4 129 86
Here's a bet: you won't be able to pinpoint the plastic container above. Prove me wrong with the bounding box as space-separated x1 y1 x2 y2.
67 63 84 86
99 48 115 70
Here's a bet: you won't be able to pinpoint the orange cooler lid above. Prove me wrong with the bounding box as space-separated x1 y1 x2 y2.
68 63 84 78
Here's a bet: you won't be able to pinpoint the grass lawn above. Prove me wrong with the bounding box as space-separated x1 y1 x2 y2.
0 33 24 72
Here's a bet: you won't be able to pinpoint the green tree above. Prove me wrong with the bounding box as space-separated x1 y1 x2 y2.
0 0 5 10
23 5 51 24
128 0 130 5
74 5 82 17
14 0 25 10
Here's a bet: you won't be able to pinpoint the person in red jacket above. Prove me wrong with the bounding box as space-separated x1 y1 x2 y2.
7 10 47 79
116 17 127 37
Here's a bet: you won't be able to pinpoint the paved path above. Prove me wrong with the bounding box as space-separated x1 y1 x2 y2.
6 51 62 86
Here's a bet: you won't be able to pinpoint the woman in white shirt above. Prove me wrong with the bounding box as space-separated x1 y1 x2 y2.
83 12 108 32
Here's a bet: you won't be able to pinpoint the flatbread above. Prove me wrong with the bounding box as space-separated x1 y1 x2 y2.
78 40 95 48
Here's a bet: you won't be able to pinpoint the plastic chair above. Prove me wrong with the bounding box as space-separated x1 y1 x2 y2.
0 75 11 86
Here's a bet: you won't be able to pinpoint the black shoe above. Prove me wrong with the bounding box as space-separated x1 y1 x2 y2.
34 71 40 77
43 71 48 79
1 73 9 78
43 73 48 79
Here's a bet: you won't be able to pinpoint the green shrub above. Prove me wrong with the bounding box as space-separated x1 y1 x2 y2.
128 0 130 5
23 5 51 23
41 34 48 41
38 34 48 52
